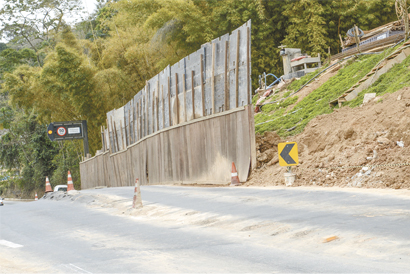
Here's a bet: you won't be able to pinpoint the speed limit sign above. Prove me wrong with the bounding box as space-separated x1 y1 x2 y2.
56 126 67 137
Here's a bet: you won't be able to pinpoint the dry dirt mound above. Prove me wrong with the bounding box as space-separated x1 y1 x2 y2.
249 87 410 190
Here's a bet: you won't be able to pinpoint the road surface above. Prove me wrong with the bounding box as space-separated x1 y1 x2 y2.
1 186 410 272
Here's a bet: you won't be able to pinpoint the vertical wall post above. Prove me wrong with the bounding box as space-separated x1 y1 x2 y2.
112 118 119 152
120 120 125 150
106 119 112 153
246 26 250 105
156 93 159 131
211 42 216 114
200 54 205 116
191 70 195 119
168 76 172 127
151 88 155 133
161 85 165 127
128 108 131 145
175 73 180 124
182 73 187 122
235 29 240 108
145 82 148 136
225 40 229 110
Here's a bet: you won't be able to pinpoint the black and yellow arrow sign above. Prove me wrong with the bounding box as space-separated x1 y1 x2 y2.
278 142 298 166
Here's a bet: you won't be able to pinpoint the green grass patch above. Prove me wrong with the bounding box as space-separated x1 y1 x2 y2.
255 52 390 137
347 54 410 107
287 72 316 92
283 91 292 97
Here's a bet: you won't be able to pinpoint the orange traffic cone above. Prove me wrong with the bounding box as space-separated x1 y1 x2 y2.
67 171 75 191
132 178 142 209
35 192 38 201
45 176 53 193
230 162 241 186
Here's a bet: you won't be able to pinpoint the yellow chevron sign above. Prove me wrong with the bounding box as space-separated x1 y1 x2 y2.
278 142 299 166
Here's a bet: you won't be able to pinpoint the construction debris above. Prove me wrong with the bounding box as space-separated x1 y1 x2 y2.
249 87 410 190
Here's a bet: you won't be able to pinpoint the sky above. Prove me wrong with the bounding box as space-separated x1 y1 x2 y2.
0 0 98 43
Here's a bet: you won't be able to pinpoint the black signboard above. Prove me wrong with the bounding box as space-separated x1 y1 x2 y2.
47 120 89 156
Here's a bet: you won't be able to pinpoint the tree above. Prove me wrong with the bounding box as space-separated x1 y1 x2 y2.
0 48 37 75
0 0 85 66
0 109 59 195
3 27 105 153
282 0 328 56
323 0 397 54
0 43 7 52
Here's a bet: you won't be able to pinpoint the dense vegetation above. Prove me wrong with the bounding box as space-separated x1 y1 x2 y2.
0 0 401 196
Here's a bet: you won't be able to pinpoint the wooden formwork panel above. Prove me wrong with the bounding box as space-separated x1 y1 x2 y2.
80 106 256 189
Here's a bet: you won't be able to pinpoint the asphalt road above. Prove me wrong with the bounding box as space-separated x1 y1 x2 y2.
1 186 410 273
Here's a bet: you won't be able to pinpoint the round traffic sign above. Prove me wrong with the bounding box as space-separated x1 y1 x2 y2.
56 126 67 137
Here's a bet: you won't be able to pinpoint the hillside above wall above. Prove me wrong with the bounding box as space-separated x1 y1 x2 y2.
250 40 410 190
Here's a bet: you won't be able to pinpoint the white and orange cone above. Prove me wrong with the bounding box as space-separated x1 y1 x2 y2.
35 192 38 201
67 171 75 191
132 178 142 209
230 162 241 186
45 176 53 193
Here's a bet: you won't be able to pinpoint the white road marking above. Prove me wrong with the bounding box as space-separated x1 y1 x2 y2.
0 240 23 248
62 263 93 274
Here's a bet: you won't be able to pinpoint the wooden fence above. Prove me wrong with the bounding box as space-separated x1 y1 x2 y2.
80 106 256 188
101 20 252 153
80 21 256 188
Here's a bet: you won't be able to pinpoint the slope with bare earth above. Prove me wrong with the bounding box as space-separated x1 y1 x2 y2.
249 87 410 190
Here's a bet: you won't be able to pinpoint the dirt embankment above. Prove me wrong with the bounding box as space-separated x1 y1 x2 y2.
249 87 410 190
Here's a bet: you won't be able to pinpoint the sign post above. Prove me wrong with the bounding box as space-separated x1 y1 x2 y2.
278 142 298 186
47 120 89 156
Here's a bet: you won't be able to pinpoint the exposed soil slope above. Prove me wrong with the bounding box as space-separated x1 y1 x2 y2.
249 87 410 190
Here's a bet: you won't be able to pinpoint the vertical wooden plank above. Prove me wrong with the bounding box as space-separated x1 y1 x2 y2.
182 73 187 122
136 101 139 141
139 100 142 139
103 126 107 151
112 118 119 153
120 120 125 150
235 29 240 108
191 70 195 119
106 119 112 153
247 26 250 105
161 85 165 128
152 88 155 133
225 40 229 111
133 101 136 142
157 80 160 131
145 81 148 137
236 109 251 182
110 117 115 152
136 101 138 141
156 95 159 132
168 76 172 127
200 54 205 116
246 105 257 170
211 42 216 114
128 108 131 145
175 73 180 124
